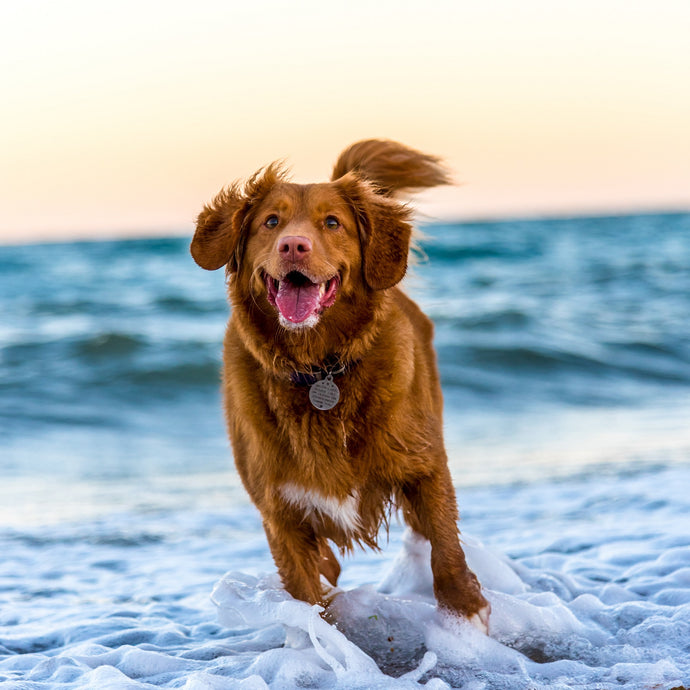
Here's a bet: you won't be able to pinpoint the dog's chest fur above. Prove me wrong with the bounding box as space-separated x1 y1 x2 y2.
279 482 362 535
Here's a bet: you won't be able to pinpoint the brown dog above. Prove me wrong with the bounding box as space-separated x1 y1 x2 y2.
191 139 490 633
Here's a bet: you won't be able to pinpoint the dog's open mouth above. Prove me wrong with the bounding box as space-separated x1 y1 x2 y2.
265 271 340 326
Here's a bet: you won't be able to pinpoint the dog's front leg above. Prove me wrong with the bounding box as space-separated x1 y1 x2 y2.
401 468 491 633
262 514 329 606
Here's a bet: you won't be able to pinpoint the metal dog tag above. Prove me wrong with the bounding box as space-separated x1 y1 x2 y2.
309 375 340 411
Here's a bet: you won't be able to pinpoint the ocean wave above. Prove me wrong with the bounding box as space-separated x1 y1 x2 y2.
131 360 222 387
3 329 686 417
1 213 688 428
153 294 227 314
433 308 532 330
439 340 690 380
434 341 690 412
71 332 147 358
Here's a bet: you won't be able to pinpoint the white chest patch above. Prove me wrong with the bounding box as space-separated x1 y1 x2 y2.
280 483 361 535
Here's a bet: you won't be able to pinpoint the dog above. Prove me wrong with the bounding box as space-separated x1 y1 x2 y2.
191 139 490 633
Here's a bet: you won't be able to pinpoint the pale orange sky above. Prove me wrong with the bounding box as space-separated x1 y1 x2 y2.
1 0 689 243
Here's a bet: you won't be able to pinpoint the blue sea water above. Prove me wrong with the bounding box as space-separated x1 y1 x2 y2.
1 212 689 688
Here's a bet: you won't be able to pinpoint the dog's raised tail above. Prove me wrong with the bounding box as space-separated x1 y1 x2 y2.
331 139 452 196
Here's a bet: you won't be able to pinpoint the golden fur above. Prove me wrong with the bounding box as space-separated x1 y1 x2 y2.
191 139 490 631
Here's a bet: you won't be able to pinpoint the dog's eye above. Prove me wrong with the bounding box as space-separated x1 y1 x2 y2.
325 216 340 230
265 215 279 229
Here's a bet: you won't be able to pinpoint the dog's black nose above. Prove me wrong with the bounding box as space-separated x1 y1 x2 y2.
278 235 312 262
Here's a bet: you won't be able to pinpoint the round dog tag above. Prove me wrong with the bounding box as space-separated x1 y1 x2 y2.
309 375 340 410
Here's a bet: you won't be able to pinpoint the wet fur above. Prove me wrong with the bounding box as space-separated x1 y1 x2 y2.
191 139 490 628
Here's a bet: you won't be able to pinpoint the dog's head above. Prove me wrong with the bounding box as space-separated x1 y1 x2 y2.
191 165 413 331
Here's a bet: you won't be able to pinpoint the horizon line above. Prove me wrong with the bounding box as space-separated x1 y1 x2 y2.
2 206 689 248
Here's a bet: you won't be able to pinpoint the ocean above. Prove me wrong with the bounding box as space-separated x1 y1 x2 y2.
1 212 689 688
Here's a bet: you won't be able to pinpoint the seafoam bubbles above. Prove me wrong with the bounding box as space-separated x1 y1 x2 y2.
211 528 689 689
210 571 440 688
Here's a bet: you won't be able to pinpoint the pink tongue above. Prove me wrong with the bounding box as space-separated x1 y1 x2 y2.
275 279 321 323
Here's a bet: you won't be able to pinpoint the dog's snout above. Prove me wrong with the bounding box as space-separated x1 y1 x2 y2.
278 235 312 262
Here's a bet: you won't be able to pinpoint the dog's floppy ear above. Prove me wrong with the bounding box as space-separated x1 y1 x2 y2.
191 183 246 271
336 173 414 290
191 163 287 272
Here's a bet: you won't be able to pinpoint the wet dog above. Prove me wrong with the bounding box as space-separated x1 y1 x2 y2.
191 139 490 632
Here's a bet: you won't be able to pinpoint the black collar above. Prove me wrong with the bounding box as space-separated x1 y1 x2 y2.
289 355 354 387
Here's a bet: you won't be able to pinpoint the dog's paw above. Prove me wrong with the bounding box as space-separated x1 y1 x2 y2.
468 603 491 635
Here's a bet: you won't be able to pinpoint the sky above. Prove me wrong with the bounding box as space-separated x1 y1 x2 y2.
1 0 689 243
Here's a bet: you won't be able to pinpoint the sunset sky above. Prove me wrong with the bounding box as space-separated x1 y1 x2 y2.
1 0 689 243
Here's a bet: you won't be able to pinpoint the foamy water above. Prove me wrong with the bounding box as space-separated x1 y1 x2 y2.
1 464 689 688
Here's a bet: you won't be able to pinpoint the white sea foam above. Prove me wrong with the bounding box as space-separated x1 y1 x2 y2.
209 522 690 688
1 465 689 688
